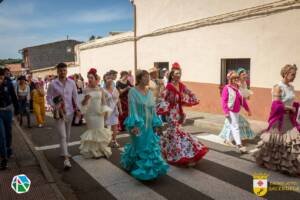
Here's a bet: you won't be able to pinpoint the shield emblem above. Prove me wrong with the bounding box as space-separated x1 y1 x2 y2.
253 175 268 197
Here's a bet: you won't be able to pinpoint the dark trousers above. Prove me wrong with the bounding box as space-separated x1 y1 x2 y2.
19 99 31 127
0 110 13 159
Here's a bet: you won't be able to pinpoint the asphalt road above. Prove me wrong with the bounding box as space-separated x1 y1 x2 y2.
21 114 300 200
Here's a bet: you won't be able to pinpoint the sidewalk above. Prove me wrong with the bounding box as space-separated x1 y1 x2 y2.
185 109 268 134
0 121 63 200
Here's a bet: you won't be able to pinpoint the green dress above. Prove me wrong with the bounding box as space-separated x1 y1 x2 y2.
120 88 169 180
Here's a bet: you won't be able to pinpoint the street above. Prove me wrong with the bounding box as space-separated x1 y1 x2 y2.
18 112 300 200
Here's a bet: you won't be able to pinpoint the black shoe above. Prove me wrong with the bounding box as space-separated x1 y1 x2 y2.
0 159 8 170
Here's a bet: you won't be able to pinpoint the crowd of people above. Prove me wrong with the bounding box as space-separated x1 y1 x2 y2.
0 62 299 179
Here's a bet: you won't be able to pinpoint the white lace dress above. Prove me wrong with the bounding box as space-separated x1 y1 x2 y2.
79 87 112 158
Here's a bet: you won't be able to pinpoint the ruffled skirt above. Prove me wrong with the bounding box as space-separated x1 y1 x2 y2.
253 125 300 176
160 127 208 165
120 132 169 180
219 115 255 141
79 128 112 159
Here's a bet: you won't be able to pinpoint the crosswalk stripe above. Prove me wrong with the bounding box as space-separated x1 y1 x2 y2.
73 155 167 200
34 134 130 151
195 133 228 146
205 150 300 184
35 141 80 151
71 146 300 200
168 166 264 200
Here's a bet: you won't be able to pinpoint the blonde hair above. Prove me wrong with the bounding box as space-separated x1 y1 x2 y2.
227 71 239 84
281 64 297 78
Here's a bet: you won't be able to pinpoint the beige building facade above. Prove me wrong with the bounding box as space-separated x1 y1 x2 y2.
76 0 300 120
75 32 134 78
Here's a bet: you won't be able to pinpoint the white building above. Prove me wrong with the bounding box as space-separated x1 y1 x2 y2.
76 0 300 120
75 32 134 78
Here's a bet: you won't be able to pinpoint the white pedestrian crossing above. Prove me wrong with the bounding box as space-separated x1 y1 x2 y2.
34 134 130 151
196 133 228 145
168 166 264 200
72 147 300 200
205 150 300 184
73 155 167 200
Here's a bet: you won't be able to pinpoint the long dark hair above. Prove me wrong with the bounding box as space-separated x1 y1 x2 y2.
135 70 149 86
168 69 182 83
120 71 129 79
168 70 174 83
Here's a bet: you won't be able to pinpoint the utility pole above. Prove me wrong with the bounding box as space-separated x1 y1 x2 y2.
130 0 137 75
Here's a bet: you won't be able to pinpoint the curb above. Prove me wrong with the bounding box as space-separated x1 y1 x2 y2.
14 120 66 200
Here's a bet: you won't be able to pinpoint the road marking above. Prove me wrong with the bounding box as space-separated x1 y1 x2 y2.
73 155 167 200
195 133 227 146
168 166 264 200
35 141 80 151
35 134 130 151
249 148 259 153
206 149 300 184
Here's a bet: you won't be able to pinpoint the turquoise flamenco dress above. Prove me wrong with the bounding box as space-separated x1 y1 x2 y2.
120 88 169 180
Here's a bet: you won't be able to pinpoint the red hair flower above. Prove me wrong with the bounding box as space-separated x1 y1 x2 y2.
172 62 181 70
88 68 97 74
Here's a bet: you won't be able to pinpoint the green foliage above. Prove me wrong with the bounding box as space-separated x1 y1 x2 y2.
0 58 22 66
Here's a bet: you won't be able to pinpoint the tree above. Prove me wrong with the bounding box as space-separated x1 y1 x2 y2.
89 35 95 41
0 58 22 66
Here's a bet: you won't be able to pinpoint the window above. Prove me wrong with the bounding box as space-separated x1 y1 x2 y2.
220 58 250 85
154 62 169 79
220 58 251 94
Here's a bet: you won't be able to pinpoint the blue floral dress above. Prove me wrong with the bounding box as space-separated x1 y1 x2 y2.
120 88 169 180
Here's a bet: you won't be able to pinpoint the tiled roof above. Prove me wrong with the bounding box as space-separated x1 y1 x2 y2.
5 63 22 72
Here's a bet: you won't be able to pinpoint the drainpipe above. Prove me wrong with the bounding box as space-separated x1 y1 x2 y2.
130 0 137 75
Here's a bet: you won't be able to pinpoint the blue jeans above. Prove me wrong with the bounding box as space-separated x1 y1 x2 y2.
0 110 13 159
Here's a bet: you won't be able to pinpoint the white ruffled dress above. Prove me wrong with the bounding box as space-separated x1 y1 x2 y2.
79 88 113 158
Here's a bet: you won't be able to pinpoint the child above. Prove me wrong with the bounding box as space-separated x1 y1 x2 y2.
32 82 46 127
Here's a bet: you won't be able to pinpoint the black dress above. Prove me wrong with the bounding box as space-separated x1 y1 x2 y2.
116 80 132 131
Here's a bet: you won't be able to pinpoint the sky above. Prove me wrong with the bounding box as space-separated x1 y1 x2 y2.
0 0 133 59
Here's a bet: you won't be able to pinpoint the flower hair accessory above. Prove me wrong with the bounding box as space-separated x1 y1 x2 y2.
172 62 181 70
88 68 97 74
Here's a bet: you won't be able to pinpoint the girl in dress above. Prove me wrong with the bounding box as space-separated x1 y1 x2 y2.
158 62 208 166
103 73 122 148
32 82 46 128
220 71 251 153
116 71 133 131
121 70 169 180
79 68 112 159
219 68 255 146
254 64 300 175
